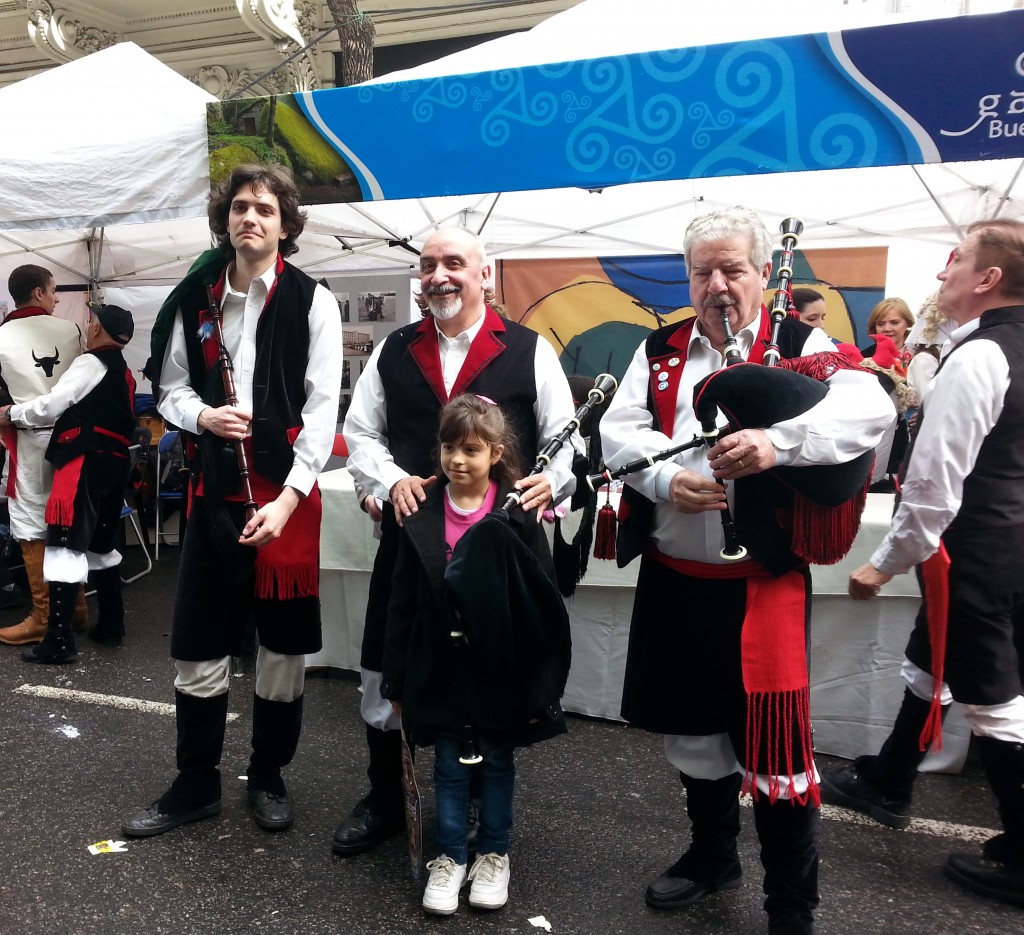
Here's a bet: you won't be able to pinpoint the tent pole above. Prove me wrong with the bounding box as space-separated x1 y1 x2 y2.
475 194 502 237
87 227 105 307
911 166 964 240
992 159 1023 218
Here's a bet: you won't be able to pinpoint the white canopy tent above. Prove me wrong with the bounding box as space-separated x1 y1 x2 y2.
0 0 1021 364
0 42 218 375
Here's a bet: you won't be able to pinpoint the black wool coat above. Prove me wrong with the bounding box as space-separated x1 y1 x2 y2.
380 479 570 752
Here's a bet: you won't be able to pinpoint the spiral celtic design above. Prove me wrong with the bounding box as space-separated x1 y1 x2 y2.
809 114 878 168
638 47 706 83
715 42 792 110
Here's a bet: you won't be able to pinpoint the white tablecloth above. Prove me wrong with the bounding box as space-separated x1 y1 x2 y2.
313 469 969 769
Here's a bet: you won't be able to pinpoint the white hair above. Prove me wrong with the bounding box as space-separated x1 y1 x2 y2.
683 206 773 271
423 226 490 268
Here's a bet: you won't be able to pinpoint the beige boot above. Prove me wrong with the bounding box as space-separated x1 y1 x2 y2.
0 540 48 645
73 584 89 633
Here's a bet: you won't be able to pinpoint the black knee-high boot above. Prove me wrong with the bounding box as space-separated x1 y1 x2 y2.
332 724 405 855
246 694 303 831
21 580 79 664
646 772 744 910
248 694 304 789
822 688 948 829
87 566 125 646
859 688 949 800
120 690 227 837
753 797 819 935
166 690 229 807
945 738 1024 907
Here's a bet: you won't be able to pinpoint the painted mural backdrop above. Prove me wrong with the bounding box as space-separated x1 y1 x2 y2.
495 248 887 380
208 11 1024 205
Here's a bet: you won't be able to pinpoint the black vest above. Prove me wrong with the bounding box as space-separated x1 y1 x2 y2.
376 317 540 478
47 348 136 467
177 262 316 485
620 315 814 575
940 306 1024 529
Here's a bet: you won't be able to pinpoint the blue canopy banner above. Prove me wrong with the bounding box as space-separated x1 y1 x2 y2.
207 10 1024 206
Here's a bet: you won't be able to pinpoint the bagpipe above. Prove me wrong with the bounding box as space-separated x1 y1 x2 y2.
594 218 874 574
501 373 617 514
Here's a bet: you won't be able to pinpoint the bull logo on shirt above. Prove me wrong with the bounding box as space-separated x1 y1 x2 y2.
32 347 61 378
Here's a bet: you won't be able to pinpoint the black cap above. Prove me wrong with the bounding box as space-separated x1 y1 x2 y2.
94 304 134 344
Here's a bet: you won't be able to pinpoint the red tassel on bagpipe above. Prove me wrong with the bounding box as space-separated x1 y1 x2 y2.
593 488 617 560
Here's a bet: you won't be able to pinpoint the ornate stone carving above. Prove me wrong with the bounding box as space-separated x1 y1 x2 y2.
235 0 320 92
26 1 119 63
236 0 305 53
190 64 258 99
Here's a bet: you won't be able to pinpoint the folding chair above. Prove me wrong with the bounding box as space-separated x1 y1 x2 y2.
91 443 153 590
155 430 185 559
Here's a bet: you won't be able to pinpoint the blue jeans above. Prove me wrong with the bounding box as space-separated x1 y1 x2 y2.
433 736 515 865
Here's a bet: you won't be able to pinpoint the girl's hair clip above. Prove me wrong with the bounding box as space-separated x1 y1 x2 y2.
476 394 497 406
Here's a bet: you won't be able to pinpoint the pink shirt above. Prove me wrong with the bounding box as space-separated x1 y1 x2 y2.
444 480 498 560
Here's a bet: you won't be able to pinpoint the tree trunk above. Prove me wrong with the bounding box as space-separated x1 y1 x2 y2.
265 95 277 147
325 0 376 86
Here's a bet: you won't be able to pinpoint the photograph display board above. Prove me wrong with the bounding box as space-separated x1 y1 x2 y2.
322 272 412 430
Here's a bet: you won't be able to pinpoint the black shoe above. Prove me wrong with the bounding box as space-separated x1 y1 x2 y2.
645 859 742 910
86 624 123 647
820 764 911 830
21 634 77 664
247 787 294 832
121 799 221 838
331 795 403 856
944 852 1024 907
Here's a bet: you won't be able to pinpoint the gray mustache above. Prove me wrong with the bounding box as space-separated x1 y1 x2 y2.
702 296 737 308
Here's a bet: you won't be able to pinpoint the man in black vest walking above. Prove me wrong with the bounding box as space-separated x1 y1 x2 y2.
848 218 1024 908
0 304 136 663
121 164 342 838
335 226 579 856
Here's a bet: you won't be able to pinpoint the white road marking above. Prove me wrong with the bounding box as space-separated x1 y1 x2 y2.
14 684 240 722
736 795 996 843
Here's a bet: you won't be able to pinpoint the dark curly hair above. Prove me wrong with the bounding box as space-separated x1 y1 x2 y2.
208 163 307 258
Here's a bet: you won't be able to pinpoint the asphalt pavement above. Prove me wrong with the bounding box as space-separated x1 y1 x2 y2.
0 545 1020 935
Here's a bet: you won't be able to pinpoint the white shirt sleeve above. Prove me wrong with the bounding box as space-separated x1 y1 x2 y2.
343 339 405 503
158 311 207 434
601 340 684 503
532 336 581 504
764 331 896 466
870 338 1008 575
9 354 106 428
284 282 344 495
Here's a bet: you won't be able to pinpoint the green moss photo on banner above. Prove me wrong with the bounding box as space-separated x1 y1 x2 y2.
206 94 360 202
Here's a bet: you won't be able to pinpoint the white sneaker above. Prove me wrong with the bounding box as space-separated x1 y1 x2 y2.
422 855 467 915
468 852 510 909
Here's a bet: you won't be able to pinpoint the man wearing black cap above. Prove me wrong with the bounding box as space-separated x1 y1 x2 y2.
0 304 136 663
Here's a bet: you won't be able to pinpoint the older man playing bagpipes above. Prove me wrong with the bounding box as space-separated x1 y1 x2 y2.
600 206 894 935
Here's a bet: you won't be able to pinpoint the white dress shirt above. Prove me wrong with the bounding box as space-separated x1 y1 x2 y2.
158 262 343 496
871 318 1010 576
601 310 896 564
344 311 580 504
9 353 106 428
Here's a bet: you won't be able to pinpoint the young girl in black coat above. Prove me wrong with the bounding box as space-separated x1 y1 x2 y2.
381 394 570 917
